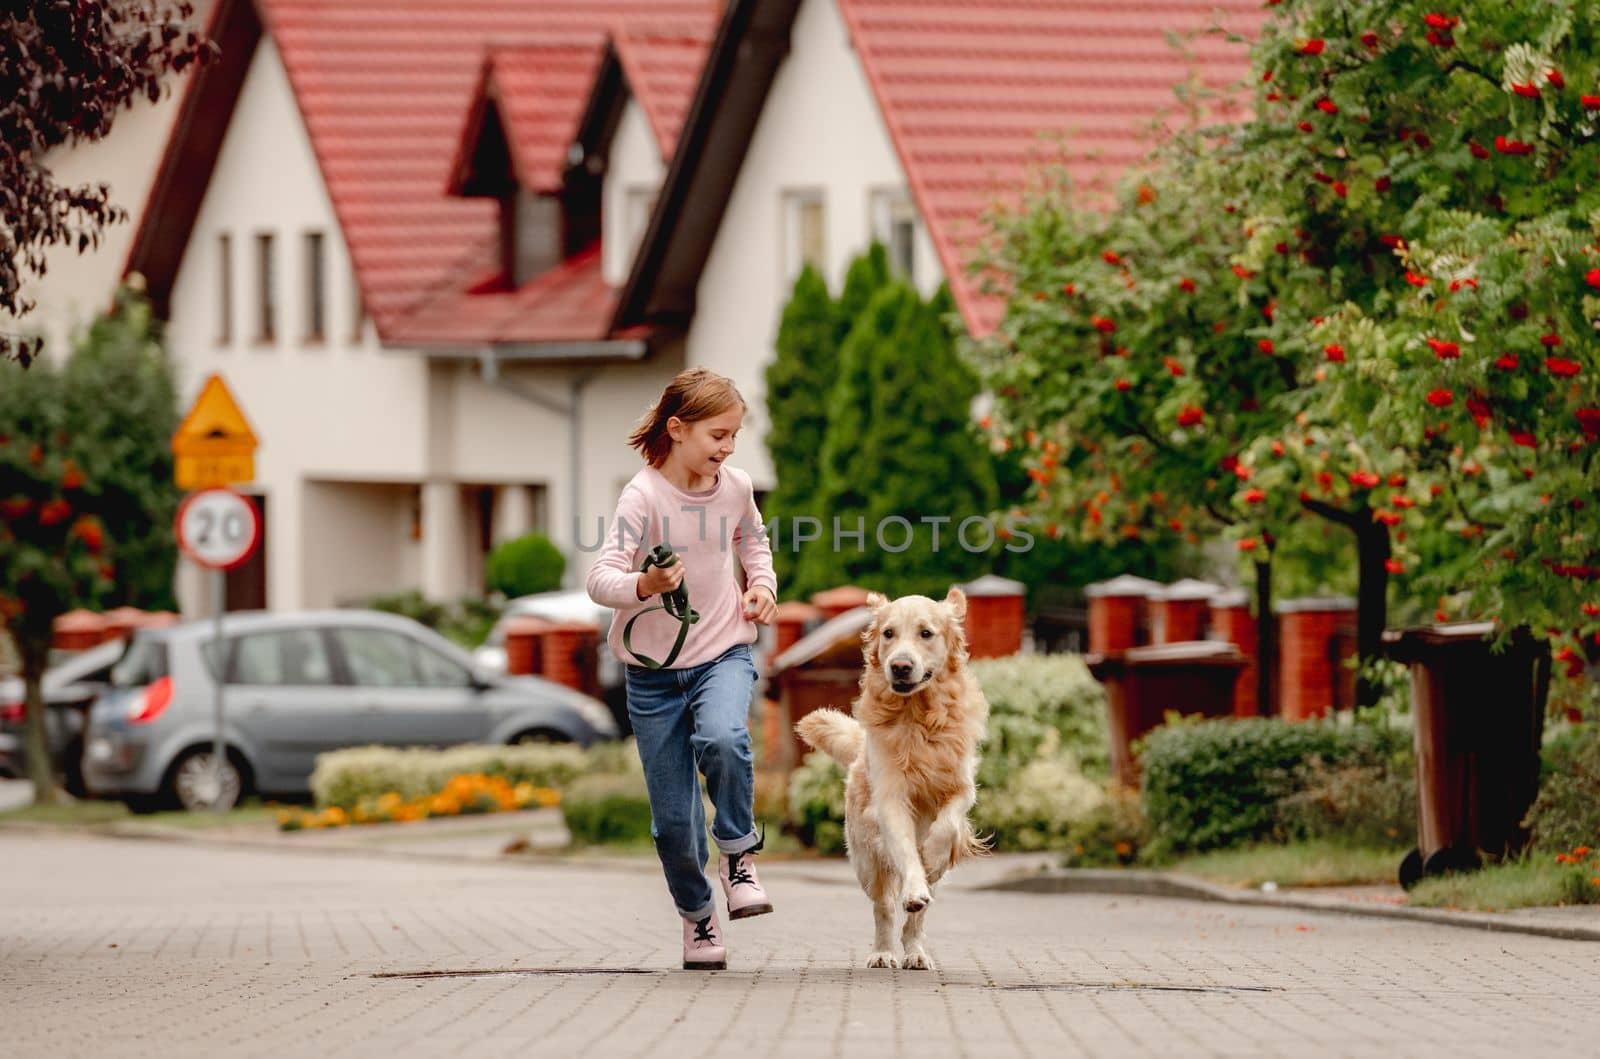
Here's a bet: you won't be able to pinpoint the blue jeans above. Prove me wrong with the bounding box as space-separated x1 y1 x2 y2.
625 643 761 919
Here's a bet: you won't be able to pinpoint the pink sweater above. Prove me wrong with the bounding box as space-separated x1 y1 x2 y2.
586 464 778 670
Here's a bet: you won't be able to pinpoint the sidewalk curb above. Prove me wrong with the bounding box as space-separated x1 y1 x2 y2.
986 868 1600 944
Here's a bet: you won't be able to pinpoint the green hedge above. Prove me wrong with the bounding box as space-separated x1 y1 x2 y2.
561 772 654 846
1140 717 1411 859
1527 723 1600 853
309 742 628 810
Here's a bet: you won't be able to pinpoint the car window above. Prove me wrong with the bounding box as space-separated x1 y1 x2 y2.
231 629 334 686
412 641 474 689
111 638 169 688
336 628 421 687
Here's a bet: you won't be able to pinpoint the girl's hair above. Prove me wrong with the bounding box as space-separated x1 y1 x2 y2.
628 367 747 467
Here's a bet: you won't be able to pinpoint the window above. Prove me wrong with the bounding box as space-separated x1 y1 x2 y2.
303 231 325 343
336 628 417 687
871 190 918 282
255 233 275 343
413 643 473 689
229 629 334 686
217 233 232 345
783 190 826 282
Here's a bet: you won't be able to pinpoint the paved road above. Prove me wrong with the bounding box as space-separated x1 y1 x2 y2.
2 831 1597 1058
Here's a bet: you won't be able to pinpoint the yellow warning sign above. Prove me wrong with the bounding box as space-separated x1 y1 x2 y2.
172 374 258 490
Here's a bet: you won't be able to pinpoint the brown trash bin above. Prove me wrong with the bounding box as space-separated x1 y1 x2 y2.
502 616 555 676
1384 622 1550 889
1087 640 1247 788
766 607 872 770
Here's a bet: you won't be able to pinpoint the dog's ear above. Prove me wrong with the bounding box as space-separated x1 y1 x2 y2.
866 591 889 612
943 586 968 621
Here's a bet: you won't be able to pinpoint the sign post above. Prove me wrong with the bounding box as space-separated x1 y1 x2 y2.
171 374 261 812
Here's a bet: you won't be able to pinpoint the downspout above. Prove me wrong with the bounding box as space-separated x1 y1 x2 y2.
476 348 597 588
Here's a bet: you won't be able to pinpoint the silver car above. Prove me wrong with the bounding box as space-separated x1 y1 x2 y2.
83 610 618 812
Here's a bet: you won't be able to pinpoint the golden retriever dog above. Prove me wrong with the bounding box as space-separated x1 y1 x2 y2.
795 587 988 970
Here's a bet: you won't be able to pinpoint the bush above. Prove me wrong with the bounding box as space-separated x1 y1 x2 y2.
1060 786 1146 867
484 534 565 600
1275 759 1417 850
1140 716 1410 859
1526 724 1600 853
310 742 600 810
356 590 499 649
561 772 654 846
971 653 1109 787
972 731 1106 851
786 750 848 855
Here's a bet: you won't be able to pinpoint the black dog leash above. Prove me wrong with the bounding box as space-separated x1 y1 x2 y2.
621 544 700 669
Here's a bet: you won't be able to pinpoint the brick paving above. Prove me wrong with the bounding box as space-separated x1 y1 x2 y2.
2 831 1598 1058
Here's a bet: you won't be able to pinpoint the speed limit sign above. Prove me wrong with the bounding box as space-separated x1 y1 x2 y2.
176 489 262 570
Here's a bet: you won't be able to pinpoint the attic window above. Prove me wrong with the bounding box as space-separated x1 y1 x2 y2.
500 190 563 287
783 189 826 283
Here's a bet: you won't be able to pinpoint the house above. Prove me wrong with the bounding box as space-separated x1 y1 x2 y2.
123 0 1257 616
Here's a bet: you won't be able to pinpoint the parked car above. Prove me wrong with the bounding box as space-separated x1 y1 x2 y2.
83 609 619 813
0 639 127 796
475 589 628 734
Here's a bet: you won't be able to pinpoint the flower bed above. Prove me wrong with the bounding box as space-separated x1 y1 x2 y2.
277 773 560 831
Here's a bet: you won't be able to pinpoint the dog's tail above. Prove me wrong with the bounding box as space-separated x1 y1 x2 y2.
794 708 864 767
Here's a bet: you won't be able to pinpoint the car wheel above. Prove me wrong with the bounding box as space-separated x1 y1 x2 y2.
167 749 247 812
510 728 570 746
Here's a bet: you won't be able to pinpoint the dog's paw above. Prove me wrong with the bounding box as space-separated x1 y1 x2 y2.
901 948 933 971
902 884 932 914
865 951 899 970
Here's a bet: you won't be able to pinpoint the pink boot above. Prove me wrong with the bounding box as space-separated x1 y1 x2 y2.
718 849 773 919
681 911 726 970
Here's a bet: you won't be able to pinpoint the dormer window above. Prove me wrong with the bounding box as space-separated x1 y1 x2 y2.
448 46 607 290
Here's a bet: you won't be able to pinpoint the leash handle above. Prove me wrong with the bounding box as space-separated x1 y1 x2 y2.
622 545 700 669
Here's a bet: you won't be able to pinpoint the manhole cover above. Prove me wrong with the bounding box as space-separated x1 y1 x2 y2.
373 968 661 981
998 982 1281 995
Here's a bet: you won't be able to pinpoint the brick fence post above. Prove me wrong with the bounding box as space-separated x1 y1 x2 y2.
1085 575 1160 654
1276 596 1358 721
957 574 1027 658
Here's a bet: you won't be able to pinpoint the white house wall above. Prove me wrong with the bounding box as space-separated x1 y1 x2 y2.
602 99 665 287
681 0 942 491
167 35 430 612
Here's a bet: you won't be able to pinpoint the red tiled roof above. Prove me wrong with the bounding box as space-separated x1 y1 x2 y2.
481 39 608 194
835 0 1263 335
257 0 717 344
385 242 620 347
612 22 717 159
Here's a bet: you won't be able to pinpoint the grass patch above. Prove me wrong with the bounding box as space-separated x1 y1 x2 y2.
1408 855 1600 911
1167 841 1407 889
0 797 281 830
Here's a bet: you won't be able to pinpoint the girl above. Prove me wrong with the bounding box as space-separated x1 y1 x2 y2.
586 367 779 971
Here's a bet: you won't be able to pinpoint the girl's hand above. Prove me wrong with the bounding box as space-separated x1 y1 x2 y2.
742 586 777 625
636 558 684 599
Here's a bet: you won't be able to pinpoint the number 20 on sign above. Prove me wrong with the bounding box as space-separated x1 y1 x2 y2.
175 489 262 571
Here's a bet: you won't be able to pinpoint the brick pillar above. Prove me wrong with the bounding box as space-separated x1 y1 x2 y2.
1277 597 1358 721
774 601 822 658
51 610 109 651
1209 589 1259 717
1148 579 1220 644
503 616 553 676
810 585 872 621
957 574 1026 658
1086 575 1160 654
538 622 601 696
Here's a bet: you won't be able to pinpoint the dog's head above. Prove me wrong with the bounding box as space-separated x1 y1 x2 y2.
862 587 969 695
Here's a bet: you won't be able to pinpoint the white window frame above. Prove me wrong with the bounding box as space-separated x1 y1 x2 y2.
870 188 919 283
782 188 827 285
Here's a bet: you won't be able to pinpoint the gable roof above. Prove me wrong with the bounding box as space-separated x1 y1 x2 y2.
127 0 717 347
618 0 1262 337
611 23 717 160
450 39 609 198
